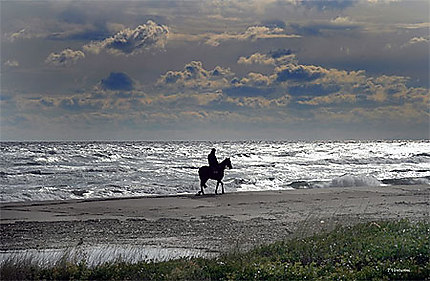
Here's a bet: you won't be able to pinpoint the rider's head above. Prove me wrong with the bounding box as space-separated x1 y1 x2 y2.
211 148 216 153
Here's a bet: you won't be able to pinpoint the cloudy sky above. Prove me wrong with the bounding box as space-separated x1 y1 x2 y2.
1 0 429 140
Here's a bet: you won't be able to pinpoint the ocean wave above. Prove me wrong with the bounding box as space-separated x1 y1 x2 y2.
381 177 430 186
312 175 382 188
173 166 199 170
330 175 382 187
414 153 430 157
309 175 430 189
1 140 429 202
287 181 310 189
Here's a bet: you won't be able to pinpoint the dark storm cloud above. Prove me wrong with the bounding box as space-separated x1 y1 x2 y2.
223 86 274 97
101 72 134 91
298 0 356 11
57 26 112 41
0 95 12 101
39 98 55 107
2 0 429 140
269 49 293 59
287 18 360 36
4 2 115 43
288 23 321 36
6 22 112 43
59 98 84 111
288 84 341 97
54 4 165 42
275 64 324 82
260 19 286 29
59 7 87 24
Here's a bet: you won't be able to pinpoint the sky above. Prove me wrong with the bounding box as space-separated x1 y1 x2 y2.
1 0 429 141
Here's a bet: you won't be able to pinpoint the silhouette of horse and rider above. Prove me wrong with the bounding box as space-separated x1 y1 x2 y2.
198 148 232 195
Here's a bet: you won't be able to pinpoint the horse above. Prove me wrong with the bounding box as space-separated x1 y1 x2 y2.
198 158 232 195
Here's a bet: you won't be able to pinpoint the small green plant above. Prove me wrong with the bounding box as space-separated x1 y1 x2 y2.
1 219 428 280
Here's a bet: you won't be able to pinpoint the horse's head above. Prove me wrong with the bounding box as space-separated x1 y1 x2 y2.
226 158 233 169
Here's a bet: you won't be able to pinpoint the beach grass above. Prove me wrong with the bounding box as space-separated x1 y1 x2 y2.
1 219 429 280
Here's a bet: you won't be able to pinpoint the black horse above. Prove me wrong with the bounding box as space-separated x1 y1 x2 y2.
198 158 232 195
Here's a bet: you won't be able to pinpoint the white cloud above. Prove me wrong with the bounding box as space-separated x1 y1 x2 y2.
237 51 297 65
397 22 430 29
205 25 300 46
298 92 357 105
223 95 291 109
409 37 429 44
4 20 104 42
274 63 329 82
330 16 354 25
238 53 276 65
5 28 35 42
45 49 85 67
4 59 19 67
83 20 169 56
157 61 234 89
401 36 430 48
239 72 273 87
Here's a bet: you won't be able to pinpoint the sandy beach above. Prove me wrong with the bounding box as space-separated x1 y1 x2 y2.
1 185 429 255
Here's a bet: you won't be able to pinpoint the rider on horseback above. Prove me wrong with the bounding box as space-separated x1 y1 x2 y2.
199 152 232 195
208 148 219 174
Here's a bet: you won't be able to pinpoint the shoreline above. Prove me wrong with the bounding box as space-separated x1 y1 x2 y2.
1 185 429 254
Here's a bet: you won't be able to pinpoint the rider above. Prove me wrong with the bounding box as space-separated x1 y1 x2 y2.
208 148 219 174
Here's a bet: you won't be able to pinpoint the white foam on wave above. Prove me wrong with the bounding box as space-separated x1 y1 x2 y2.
2 140 429 202
315 174 382 188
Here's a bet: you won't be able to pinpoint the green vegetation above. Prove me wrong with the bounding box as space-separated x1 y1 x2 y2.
2 220 429 280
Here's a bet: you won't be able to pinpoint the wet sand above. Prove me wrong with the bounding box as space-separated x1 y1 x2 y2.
1 185 429 254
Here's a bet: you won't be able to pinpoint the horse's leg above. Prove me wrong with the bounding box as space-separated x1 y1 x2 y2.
221 181 224 194
199 178 207 195
215 181 219 195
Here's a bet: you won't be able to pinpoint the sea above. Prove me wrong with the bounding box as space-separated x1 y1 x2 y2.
1 140 429 203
